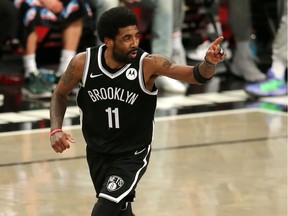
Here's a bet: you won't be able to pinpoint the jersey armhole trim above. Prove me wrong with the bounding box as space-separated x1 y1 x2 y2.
139 52 158 96
81 47 91 87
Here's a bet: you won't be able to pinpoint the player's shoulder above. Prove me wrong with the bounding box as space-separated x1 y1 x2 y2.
75 51 87 63
143 54 161 63
144 53 172 60
143 54 172 68
67 51 86 73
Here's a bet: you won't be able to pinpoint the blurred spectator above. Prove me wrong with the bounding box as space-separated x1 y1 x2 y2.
186 0 266 82
229 0 266 82
123 0 187 93
15 0 94 98
0 0 18 57
172 0 187 66
245 0 287 97
186 0 231 61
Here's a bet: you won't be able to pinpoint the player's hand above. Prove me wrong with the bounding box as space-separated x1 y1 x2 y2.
204 36 226 65
50 131 75 153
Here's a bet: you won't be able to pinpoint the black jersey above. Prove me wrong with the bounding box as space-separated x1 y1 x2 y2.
77 45 158 154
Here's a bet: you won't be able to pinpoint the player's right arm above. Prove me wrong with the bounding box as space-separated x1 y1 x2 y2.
49 52 86 153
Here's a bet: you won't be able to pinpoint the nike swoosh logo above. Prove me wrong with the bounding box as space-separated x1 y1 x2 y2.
134 148 146 155
90 73 103 78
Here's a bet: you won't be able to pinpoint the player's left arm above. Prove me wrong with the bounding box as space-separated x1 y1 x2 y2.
145 36 226 85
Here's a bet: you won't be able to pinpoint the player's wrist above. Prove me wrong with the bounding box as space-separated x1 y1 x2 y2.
204 56 216 66
50 129 63 136
193 62 214 84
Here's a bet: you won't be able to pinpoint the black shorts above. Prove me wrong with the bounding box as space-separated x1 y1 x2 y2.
86 144 151 203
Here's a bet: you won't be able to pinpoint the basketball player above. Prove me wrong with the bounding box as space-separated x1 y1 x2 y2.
49 6 226 216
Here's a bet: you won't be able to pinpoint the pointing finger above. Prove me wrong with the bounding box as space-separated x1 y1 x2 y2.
212 36 224 46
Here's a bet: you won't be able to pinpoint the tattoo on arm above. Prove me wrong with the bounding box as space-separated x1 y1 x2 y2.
61 62 75 85
147 54 174 67
162 57 174 68
147 54 158 63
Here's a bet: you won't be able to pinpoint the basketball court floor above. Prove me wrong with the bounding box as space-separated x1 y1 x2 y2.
0 73 287 216
0 105 287 216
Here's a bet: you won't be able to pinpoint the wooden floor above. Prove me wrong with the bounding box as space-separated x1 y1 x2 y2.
0 108 287 216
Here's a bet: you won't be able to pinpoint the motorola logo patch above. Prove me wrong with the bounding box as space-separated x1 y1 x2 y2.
126 68 137 80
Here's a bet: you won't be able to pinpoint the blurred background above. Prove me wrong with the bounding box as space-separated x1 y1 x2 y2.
0 0 286 133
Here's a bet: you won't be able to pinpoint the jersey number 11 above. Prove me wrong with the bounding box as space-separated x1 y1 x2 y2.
105 107 120 129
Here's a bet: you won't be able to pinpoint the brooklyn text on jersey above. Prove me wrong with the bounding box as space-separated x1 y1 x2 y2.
87 87 139 105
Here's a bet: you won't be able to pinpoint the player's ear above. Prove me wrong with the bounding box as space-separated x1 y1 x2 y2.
104 37 113 48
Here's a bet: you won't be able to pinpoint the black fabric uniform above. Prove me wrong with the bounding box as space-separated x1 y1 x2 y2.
77 45 158 203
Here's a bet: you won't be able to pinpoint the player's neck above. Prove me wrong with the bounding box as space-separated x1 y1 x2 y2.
104 49 125 70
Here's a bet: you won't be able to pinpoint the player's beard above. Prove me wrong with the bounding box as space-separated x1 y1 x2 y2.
112 47 139 64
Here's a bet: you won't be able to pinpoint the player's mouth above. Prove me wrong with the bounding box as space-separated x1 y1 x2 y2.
128 49 138 58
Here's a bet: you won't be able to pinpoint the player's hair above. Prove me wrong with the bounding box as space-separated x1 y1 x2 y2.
97 7 138 43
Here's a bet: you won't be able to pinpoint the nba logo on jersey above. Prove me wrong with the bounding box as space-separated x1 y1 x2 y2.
106 175 125 192
126 68 137 80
